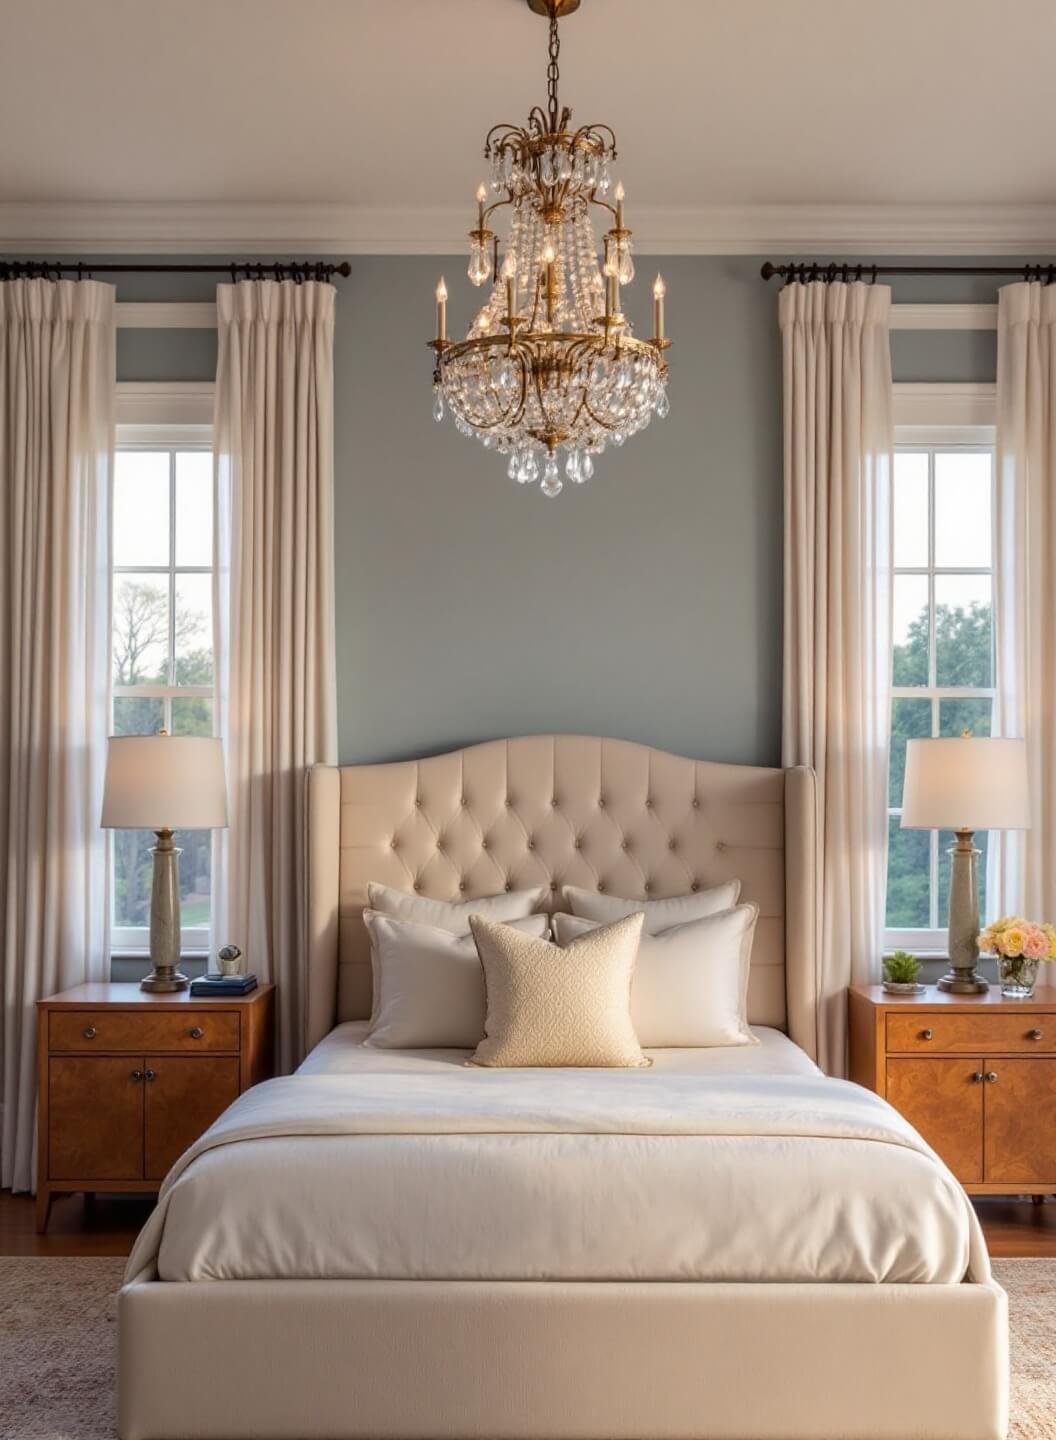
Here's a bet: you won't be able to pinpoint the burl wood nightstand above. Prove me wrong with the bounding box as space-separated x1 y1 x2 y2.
36 982 274 1232
849 983 1056 1196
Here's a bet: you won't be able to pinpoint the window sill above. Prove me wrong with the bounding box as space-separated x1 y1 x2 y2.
109 951 210 983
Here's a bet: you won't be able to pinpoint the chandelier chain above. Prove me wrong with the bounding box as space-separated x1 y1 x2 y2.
546 13 561 131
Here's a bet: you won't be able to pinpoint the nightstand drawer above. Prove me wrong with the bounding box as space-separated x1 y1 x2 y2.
887 1013 1055 1054
49 1010 240 1053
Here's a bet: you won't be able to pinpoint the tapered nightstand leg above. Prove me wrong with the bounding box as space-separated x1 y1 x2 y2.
35 1187 52 1233
1031 1194 1046 1206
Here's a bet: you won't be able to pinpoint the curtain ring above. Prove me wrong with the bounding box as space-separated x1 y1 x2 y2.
870 265 878 285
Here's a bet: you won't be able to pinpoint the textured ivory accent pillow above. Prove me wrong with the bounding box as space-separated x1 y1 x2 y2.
562 881 741 934
368 881 548 934
553 905 759 1048
469 912 648 1068
364 911 550 1049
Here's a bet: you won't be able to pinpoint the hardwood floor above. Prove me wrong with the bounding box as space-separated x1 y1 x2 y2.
2 1187 1056 1259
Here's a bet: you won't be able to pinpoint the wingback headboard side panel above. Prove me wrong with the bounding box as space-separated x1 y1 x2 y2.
305 737 815 1056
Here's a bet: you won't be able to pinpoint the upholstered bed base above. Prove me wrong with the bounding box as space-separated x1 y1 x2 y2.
118 1271 1008 1440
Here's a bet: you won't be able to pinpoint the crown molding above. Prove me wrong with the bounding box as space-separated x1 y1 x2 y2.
4 201 1056 257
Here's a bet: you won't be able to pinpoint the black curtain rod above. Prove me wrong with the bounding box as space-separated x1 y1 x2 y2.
0 259 352 282
761 261 1056 284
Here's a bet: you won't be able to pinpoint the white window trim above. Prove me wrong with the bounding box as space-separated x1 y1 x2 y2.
886 410 997 956
111 403 216 954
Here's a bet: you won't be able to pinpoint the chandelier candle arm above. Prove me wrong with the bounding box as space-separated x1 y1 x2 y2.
426 0 671 496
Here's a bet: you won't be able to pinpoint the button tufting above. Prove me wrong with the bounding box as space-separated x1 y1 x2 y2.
505 796 513 808
692 798 700 809
598 797 606 808
527 839 535 850
415 797 422 808
574 838 582 850
481 837 489 850
645 798 653 809
390 839 397 850
716 840 726 852
669 839 677 851
460 795 467 807
621 839 629 850
644 882 653 893
550 881 558 891
413 881 421 891
598 881 606 892
691 882 700 892
459 882 467 892
505 882 512 891
551 797 558 808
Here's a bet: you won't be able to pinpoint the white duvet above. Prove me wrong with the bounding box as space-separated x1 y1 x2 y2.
128 1056 988 1288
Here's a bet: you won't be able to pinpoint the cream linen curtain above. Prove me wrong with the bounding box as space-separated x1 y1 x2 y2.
213 280 338 1071
780 281 893 1075
0 279 114 1192
992 283 1056 918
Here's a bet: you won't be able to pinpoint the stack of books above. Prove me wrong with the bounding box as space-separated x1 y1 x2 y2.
189 972 258 997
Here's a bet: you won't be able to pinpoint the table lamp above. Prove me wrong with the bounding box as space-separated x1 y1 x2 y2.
101 734 228 992
901 736 1030 993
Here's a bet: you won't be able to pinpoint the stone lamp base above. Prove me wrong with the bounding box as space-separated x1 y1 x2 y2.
936 828 989 994
141 828 189 993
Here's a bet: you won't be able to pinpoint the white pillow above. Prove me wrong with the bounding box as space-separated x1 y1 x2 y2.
364 910 550 1049
552 904 759 1048
562 882 741 934
367 881 548 934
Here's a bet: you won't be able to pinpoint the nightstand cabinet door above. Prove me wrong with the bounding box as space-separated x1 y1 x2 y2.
984 1057 1056 1185
145 1056 240 1181
49 1057 145 1180
886 1057 984 1184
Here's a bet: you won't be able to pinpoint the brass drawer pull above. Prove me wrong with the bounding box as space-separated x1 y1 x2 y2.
145 1069 157 1082
83 1026 97 1040
921 1028 934 1041
986 1071 999 1083
1028 1028 1044 1041
971 1071 984 1083
190 1026 204 1040
130 1069 143 1082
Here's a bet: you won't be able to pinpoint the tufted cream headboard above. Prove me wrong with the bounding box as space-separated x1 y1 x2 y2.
305 736 818 1060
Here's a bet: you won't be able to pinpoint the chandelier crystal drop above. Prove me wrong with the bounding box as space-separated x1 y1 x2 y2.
427 0 671 497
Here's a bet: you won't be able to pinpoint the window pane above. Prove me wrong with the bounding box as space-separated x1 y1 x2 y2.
939 696 992 740
113 573 169 685
175 573 213 685
171 696 213 737
892 574 929 687
889 697 931 807
178 831 212 929
935 574 992 687
113 829 155 930
886 817 931 928
114 451 169 567
935 452 991 568
938 829 989 930
175 452 213 567
894 452 928 567
113 695 164 736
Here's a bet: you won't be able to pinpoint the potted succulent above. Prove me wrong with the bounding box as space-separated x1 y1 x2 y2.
978 918 1056 998
883 950 925 995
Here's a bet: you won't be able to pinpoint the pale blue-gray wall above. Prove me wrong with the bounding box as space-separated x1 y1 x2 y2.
16 251 1024 768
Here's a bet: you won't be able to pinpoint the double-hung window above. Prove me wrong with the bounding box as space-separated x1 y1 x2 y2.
110 429 215 952
886 428 996 953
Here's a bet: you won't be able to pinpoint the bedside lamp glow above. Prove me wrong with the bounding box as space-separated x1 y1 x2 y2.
101 735 228 993
901 737 1029 993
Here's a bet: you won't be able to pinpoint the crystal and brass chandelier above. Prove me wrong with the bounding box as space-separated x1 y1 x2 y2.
428 0 671 497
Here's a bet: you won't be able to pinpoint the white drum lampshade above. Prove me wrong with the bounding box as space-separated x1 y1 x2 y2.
101 735 228 991
901 736 1030 993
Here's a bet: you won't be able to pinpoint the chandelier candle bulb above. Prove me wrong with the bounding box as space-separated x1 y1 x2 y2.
653 274 666 341
615 180 625 231
435 277 448 343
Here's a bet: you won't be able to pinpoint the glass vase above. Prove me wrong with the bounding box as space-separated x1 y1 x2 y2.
998 955 1040 999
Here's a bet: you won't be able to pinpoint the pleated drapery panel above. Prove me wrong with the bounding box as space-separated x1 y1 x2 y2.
213 280 338 1072
0 278 115 1192
779 281 893 1075
993 283 1056 920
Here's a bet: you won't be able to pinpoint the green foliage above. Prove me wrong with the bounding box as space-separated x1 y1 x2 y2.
883 950 922 984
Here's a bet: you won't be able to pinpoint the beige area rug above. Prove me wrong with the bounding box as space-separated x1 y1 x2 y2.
1 1257 1054 1438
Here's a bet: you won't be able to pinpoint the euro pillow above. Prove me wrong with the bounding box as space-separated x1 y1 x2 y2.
364 910 551 1049
367 881 548 934
552 904 759 1048
562 881 741 934
469 912 648 1068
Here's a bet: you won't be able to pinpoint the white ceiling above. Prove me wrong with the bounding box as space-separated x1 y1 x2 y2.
2 0 1055 252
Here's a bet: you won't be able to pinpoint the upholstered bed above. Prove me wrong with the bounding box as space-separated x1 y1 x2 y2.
118 736 1008 1440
